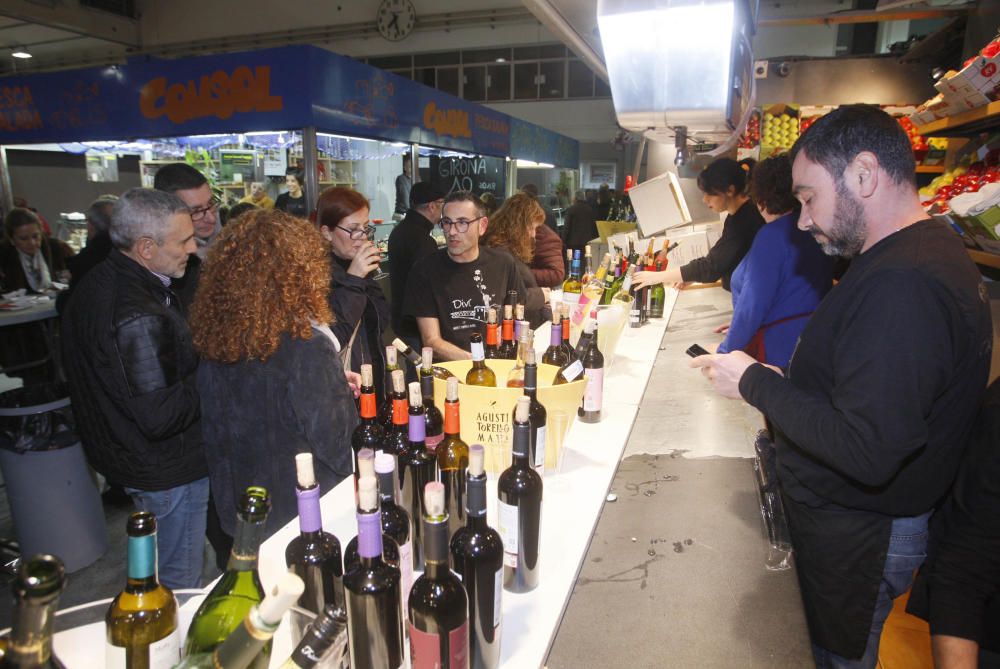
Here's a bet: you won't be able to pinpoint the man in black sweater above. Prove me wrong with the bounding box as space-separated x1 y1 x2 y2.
692 105 992 667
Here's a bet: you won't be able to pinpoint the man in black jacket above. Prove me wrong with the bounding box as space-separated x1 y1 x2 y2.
388 181 444 351
62 187 208 589
692 105 992 667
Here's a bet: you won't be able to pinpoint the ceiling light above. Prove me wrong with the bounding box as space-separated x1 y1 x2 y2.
11 49 32 59
495 57 507 63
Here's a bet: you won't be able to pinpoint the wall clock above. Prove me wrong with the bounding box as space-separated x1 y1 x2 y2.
377 0 416 42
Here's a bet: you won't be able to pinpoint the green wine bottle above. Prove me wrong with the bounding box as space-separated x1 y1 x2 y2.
184 487 271 667
0 554 66 668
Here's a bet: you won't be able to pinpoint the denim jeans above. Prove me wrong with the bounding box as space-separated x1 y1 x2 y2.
811 511 931 669
125 477 210 590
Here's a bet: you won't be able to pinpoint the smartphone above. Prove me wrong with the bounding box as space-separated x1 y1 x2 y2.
685 343 710 358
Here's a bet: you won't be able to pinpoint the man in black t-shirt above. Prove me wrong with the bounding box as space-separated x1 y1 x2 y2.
405 191 525 360
692 105 992 667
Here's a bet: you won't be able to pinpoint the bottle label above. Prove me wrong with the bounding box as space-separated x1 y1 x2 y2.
106 627 180 669
584 367 604 412
534 425 547 470
360 392 377 419
471 341 485 361
562 291 580 305
630 308 640 325
127 534 156 580
398 539 413 621
409 622 470 669
497 500 519 568
493 567 503 628
562 360 584 383
425 433 444 451
393 399 408 425
486 324 499 346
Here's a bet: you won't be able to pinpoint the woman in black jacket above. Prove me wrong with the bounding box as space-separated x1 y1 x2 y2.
634 157 763 292
317 187 391 399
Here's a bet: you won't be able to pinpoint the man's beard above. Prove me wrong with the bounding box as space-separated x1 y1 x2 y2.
809 180 867 258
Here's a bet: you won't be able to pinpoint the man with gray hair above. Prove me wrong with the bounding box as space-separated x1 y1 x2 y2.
62 187 208 589
66 194 118 291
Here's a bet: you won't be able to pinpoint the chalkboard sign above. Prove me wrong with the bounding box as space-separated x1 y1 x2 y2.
428 155 505 197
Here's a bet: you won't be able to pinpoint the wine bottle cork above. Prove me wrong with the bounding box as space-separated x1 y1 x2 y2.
385 346 397 366
515 396 530 423
504 304 513 319
259 572 305 626
392 369 405 393
424 481 445 516
515 304 525 321
358 476 378 512
551 309 560 325
446 376 459 402
469 444 485 476
408 381 422 407
357 448 375 479
360 364 373 387
422 347 433 369
295 453 316 489
374 452 395 474
526 348 536 366
488 307 497 324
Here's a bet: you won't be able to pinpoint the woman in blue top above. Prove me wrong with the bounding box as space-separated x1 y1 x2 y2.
716 153 833 368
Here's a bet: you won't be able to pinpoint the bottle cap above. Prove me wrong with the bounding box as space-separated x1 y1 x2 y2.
357 449 375 479
126 511 156 536
421 347 433 369
258 572 305 626
526 348 536 365
358 476 378 512
294 453 316 489
360 364 373 387
424 481 445 516
392 369 405 392
446 376 459 401
374 452 396 474
408 382 422 406
469 444 485 476
515 396 530 423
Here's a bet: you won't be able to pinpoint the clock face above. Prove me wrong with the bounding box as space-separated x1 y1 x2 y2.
376 0 416 42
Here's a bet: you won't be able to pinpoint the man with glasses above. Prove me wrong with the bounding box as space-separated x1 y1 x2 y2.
405 190 526 360
154 163 216 311
388 181 446 352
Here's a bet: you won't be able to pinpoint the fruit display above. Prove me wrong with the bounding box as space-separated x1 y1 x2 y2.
910 33 1000 125
898 115 930 158
737 110 760 149
919 157 1000 212
761 104 799 157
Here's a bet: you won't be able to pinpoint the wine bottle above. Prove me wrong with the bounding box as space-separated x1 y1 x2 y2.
409 482 470 669
483 307 500 359
580 244 593 285
561 250 582 304
421 347 445 452
450 445 503 669
465 333 497 387
497 398 543 593
599 259 618 305
392 337 423 369
513 305 525 343
519 349 547 473
559 303 573 360
174 573 304 669
497 305 516 360
285 454 344 625
541 309 569 368
438 376 469 540
343 451 400 578
381 369 409 461
553 316 593 386
344 477 405 669
378 346 400 430
573 253 609 326
650 260 666 319
106 512 180 668
578 323 605 424
398 382 438 571
505 326 531 389
374 453 413 617
277 605 349 669
353 363 386 465
2 555 66 669
354 448 375 508
184 487 270 665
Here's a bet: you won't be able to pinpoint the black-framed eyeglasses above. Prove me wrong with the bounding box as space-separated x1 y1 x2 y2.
335 224 375 241
189 197 220 222
439 216 484 232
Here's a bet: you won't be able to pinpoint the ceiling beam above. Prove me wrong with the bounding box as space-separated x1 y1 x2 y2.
0 0 139 47
759 5 973 27
520 0 608 83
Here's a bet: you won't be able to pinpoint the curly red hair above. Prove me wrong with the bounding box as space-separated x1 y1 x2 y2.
190 209 333 363
482 192 542 264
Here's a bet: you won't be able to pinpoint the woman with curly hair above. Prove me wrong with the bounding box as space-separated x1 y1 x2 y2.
481 192 549 327
190 209 358 540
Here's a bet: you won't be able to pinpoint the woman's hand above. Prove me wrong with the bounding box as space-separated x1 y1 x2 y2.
345 370 362 398
348 241 382 278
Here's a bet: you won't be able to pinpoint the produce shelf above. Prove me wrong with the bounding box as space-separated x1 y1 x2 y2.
914 101 1000 138
968 248 1000 269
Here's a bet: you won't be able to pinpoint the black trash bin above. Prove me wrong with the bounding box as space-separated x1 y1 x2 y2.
0 383 108 573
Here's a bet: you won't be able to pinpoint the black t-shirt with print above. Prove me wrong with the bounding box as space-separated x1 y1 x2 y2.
405 246 527 351
275 192 309 218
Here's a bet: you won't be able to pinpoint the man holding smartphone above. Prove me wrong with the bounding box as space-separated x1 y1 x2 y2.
692 105 991 668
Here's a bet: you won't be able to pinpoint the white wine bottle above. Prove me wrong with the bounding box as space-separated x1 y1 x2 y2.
1 554 67 669
105 512 180 668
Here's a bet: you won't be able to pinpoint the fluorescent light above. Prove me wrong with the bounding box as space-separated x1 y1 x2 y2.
495 57 507 63
11 49 32 59
516 159 554 168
